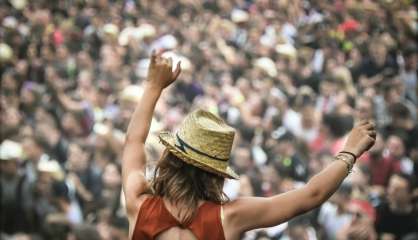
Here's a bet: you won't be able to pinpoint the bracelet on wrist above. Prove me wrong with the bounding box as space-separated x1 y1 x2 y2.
339 151 357 160
334 153 355 174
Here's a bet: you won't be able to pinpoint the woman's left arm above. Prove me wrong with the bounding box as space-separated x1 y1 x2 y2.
224 121 376 233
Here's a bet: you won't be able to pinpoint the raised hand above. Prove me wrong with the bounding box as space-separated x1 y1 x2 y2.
342 120 376 157
146 50 181 90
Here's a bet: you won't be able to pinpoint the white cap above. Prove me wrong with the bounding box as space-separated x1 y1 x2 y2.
137 23 157 39
38 159 61 173
254 57 277 77
136 58 151 78
119 85 144 102
37 159 64 180
0 140 23 160
3 16 18 29
118 24 156 46
161 51 192 71
275 43 297 58
153 34 178 50
103 23 119 36
10 0 27 10
118 26 139 46
231 9 249 23
93 123 110 135
0 43 13 63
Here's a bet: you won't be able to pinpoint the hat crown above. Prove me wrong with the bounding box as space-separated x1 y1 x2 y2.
177 109 235 161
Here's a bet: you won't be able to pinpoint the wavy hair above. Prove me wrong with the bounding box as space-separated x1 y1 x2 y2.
150 150 229 224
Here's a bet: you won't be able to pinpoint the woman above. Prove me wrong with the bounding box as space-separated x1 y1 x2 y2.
122 52 376 240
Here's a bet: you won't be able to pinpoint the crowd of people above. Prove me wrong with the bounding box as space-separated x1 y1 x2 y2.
1 0 417 239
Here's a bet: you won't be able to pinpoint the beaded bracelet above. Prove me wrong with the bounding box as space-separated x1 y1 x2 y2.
335 153 355 174
339 151 357 160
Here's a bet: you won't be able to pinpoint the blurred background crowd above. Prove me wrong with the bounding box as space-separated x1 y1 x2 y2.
1 0 417 239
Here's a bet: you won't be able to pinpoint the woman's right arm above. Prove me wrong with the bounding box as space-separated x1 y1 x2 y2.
225 121 376 233
122 52 181 217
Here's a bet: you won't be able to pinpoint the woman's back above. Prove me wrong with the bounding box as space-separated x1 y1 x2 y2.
154 227 198 240
132 195 226 240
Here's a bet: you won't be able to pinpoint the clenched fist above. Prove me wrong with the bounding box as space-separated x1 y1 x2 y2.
146 50 181 90
342 120 376 158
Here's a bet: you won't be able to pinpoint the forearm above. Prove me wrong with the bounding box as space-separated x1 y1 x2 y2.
126 84 162 143
306 157 351 205
307 121 375 204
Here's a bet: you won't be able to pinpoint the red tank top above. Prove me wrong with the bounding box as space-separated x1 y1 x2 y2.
132 196 226 240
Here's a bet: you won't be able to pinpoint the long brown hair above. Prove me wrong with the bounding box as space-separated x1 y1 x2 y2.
151 150 229 224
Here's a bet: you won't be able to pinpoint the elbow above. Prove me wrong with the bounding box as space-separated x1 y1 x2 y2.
305 183 328 209
124 133 145 144
124 134 134 145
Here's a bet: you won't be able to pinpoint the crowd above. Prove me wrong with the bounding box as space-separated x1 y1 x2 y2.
1 0 417 239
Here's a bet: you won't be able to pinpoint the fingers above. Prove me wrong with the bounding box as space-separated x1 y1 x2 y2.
150 50 157 65
167 57 173 68
368 130 377 139
363 122 375 130
356 120 369 126
173 61 182 80
150 49 165 65
166 57 173 73
357 120 375 130
361 121 376 138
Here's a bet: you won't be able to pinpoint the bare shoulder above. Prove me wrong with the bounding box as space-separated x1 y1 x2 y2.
222 197 270 236
223 197 270 218
127 193 153 220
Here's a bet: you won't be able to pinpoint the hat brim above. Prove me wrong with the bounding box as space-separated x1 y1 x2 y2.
159 132 239 180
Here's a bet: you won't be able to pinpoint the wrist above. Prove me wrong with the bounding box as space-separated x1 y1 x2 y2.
341 148 360 159
339 151 357 162
335 152 356 174
144 82 164 93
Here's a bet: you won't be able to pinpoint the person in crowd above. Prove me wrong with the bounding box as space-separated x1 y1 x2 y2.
375 173 418 240
0 140 36 234
0 0 416 239
122 51 376 239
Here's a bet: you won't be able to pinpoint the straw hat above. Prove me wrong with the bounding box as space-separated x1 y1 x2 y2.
159 109 239 179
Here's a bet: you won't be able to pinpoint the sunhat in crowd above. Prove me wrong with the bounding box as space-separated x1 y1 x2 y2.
231 9 249 23
0 140 23 161
159 109 239 179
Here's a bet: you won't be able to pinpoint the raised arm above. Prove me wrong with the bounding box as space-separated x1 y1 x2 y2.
224 121 376 234
122 51 181 216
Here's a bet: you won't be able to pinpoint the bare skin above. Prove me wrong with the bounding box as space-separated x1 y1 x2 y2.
122 52 376 240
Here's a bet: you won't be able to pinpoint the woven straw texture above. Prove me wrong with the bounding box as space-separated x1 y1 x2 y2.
159 109 239 179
